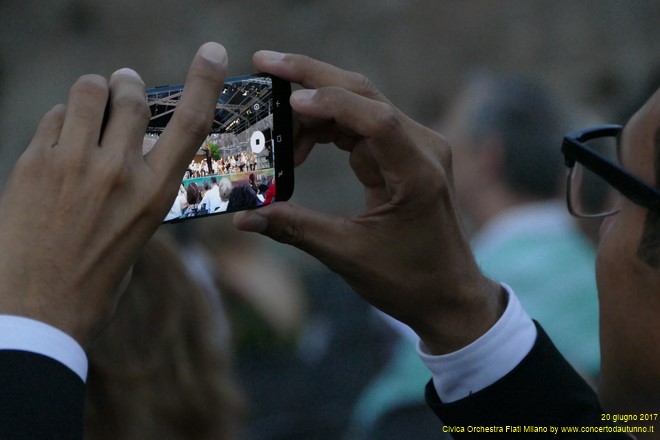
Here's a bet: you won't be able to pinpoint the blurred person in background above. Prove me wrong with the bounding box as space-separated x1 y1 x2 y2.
218 177 233 213
165 184 189 222
186 182 202 216
85 231 244 440
227 184 260 212
440 71 601 379
190 213 391 440
200 176 222 214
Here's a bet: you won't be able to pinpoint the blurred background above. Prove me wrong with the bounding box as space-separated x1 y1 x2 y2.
1 1 659 439
2 1 659 203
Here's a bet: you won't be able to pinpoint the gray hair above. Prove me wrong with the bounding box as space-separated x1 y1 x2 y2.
465 71 567 199
218 178 233 201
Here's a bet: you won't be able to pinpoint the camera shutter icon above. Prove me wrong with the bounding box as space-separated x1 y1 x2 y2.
251 131 266 154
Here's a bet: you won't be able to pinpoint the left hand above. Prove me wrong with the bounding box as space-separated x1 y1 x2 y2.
0 42 228 348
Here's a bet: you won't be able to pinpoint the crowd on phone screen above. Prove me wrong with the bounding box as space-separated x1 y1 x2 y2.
164 172 275 222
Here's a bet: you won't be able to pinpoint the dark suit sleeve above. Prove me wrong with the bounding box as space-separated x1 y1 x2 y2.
425 322 623 438
0 350 85 440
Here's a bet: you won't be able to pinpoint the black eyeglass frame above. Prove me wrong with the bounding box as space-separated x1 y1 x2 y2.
561 124 660 218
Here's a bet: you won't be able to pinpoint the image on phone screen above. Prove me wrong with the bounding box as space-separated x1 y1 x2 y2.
144 74 294 223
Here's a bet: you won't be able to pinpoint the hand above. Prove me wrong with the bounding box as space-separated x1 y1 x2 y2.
0 42 228 348
234 51 505 354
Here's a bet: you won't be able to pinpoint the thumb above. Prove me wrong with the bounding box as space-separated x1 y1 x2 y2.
233 202 352 267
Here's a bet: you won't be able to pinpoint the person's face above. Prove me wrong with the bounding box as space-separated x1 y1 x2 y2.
596 87 660 412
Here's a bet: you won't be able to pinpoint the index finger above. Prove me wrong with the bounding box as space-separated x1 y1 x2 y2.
145 43 228 177
291 86 425 195
253 51 389 103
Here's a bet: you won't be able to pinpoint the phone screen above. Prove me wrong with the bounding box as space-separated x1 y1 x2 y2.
144 74 294 223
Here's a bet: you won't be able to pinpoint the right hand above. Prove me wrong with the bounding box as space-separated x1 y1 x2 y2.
235 52 504 354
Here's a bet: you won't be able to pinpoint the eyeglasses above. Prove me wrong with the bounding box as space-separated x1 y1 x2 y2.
561 124 660 218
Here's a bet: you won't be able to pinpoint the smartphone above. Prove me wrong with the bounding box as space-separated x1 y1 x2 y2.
144 73 294 223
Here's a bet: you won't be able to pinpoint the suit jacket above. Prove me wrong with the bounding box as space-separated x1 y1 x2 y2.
0 350 84 440
425 323 626 438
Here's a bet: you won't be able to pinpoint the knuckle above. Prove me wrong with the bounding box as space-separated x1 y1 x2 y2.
372 104 401 133
112 92 150 122
97 148 134 186
348 71 379 98
189 60 222 84
311 87 335 107
107 168 131 191
268 207 306 247
109 158 132 183
295 54 311 63
285 217 306 247
56 144 91 172
277 216 304 247
279 223 305 247
286 53 311 70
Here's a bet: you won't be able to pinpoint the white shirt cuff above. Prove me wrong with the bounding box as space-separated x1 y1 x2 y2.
416 284 536 403
0 315 87 382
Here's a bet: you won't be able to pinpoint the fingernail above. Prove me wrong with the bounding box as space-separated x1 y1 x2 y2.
199 42 228 66
291 89 316 104
238 210 269 233
113 68 142 80
258 50 286 63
